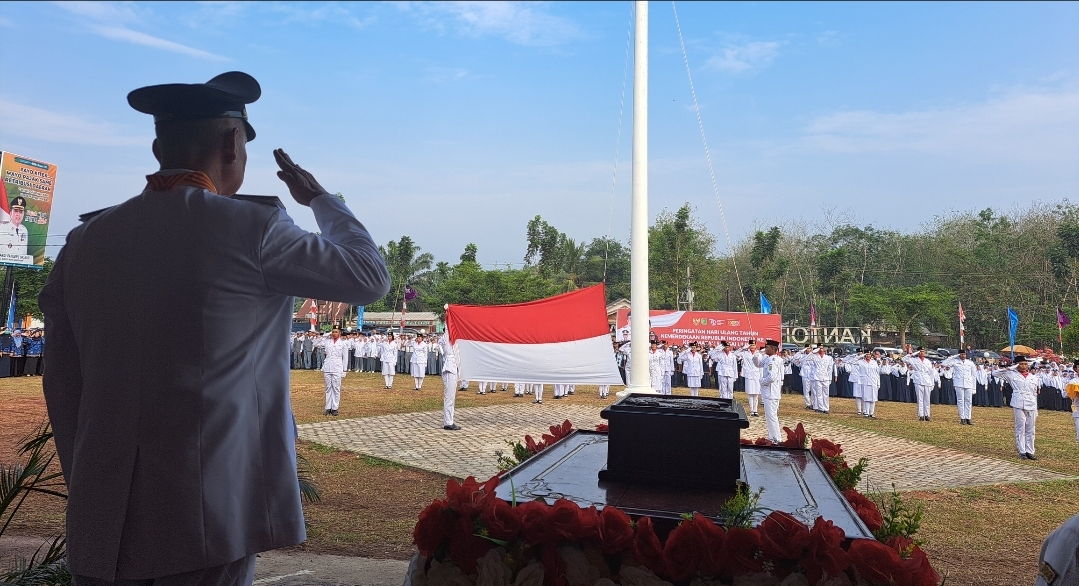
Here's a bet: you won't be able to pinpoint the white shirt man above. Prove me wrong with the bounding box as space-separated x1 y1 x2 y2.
678 345 704 396
407 335 430 390
901 346 938 421
736 342 763 416
315 328 352 415
993 357 1042 459
437 332 460 430
755 340 785 443
710 343 739 400
661 342 675 396
808 348 836 413
943 351 978 425
791 347 816 409
648 343 666 393
842 351 866 415
379 335 400 388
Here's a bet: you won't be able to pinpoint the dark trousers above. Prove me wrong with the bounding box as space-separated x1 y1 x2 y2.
74 554 256 586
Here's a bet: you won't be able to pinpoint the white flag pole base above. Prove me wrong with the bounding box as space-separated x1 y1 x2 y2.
616 384 656 398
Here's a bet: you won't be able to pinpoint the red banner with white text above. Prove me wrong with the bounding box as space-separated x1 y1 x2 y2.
615 309 781 347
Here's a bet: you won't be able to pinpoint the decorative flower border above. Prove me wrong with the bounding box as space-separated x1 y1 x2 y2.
408 422 940 586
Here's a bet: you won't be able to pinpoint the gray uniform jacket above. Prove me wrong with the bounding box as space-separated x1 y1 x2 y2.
40 185 390 580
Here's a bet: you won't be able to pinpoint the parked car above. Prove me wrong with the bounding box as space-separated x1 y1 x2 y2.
873 346 904 357
782 343 801 353
936 348 960 357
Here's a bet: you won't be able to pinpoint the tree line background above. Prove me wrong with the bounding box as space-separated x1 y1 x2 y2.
16 199 1079 352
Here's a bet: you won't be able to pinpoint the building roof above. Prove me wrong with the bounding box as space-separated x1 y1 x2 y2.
362 311 440 324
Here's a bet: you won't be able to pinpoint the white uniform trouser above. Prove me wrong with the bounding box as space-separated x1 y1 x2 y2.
479 381 488 394
718 376 735 399
324 372 342 411
599 385 610 398
1014 408 1037 455
855 383 877 416
381 360 395 387
459 379 469 390
763 397 781 442
661 374 672 395
745 378 761 414
801 376 813 407
411 363 425 389
1073 414 1079 444
914 383 933 417
514 383 524 396
553 384 563 397
441 373 457 426
533 384 544 401
956 386 974 420
813 380 830 412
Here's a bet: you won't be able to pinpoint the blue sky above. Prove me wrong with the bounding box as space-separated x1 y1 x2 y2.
1 1 1077 267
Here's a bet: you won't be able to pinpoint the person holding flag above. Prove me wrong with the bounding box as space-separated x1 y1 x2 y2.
1058 308 1071 351
958 302 966 348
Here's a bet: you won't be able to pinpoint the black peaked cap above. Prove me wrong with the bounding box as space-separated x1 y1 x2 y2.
128 71 261 141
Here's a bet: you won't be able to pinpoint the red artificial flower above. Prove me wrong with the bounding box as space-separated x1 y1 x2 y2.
595 423 609 432
754 436 771 446
695 514 728 576
448 515 496 574
811 438 843 460
719 527 763 577
887 537 941 586
821 459 839 477
597 506 635 554
801 517 851 584
525 434 548 455
632 516 669 578
757 511 811 563
480 496 522 541
842 489 883 533
446 475 500 517
542 420 574 445
781 423 808 448
549 499 585 542
575 505 601 543
849 538 911 586
664 514 720 581
413 499 457 556
739 437 755 446
518 499 554 545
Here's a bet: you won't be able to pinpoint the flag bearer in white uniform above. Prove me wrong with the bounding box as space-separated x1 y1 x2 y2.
736 341 762 416
406 334 429 390
711 342 739 400
648 341 666 393
755 339 785 443
809 346 835 413
841 350 865 415
315 326 352 416
678 343 705 396
902 345 937 421
853 350 882 418
943 349 978 425
791 346 816 409
379 332 400 388
437 332 460 430
993 356 1041 459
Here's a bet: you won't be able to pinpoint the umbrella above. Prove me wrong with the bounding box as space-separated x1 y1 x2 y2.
1001 344 1037 356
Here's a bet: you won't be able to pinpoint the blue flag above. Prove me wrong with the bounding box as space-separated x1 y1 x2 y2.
760 292 772 315
5 285 16 331
1007 306 1019 359
356 305 365 330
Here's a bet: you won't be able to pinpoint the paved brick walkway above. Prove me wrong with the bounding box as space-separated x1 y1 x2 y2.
298 404 1069 491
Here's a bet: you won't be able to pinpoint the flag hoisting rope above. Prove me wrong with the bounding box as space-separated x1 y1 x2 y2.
603 3 634 281
672 1 753 329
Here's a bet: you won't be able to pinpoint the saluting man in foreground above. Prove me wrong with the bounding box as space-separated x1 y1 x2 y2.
40 72 390 586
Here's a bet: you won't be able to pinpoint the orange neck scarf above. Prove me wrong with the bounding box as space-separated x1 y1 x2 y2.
145 171 218 194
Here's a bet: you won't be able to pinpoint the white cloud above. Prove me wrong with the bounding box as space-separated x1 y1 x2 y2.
54 0 227 60
0 99 150 146
802 86 1079 163
0 17 14 28
92 25 228 60
705 41 782 73
401 1 581 46
423 67 468 83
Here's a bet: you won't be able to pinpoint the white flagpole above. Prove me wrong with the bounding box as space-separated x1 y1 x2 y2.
621 0 654 397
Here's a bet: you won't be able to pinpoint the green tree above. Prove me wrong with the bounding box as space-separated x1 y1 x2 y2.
649 204 719 310
849 283 956 346
10 260 53 320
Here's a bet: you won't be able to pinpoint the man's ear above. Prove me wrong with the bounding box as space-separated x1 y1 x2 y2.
222 125 240 164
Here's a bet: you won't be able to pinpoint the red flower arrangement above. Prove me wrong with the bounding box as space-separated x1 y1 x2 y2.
411 422 940 586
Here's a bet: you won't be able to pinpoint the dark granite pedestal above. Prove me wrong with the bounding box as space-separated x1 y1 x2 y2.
494 430 874 540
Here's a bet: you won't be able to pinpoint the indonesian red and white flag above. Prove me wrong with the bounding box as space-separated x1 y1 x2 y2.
446 284 623 385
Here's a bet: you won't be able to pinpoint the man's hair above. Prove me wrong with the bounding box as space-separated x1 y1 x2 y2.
155 118 246 162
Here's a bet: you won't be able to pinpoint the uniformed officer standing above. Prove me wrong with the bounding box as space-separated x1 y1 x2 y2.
407 333 429 390
755 339 784 443
993 356 1042 459
315 326 352 416
943 350 978 425
902 345 938 421
379 332 400 388
39 72 390 585
437 331 461 430
710 342 739 400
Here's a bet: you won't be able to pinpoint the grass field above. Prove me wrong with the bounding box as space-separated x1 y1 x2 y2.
3 371 1078 585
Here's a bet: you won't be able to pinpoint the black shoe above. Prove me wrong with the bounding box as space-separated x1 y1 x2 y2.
1027 453 1038 461
534 399 543 404
918 416 925 421
805 405 813 410
926 416 931 422
751 413 759 417
324 409 331 415
478 391 485 395
444 424 461 430
968 420 974 425
869 415 877 419
331 410 338 416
